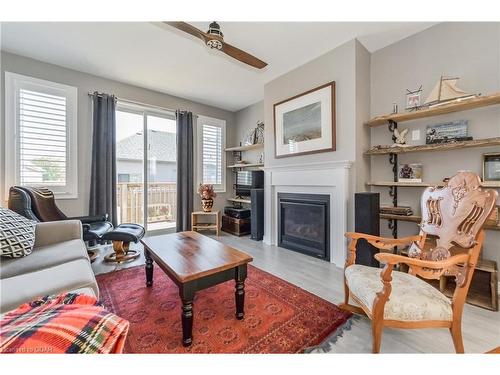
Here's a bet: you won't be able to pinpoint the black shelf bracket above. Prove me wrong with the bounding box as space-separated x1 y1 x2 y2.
387 120 399 241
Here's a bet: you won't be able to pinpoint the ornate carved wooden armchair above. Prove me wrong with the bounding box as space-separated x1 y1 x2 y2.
340 171 498 353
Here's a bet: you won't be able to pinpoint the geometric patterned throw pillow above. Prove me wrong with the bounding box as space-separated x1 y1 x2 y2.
0 207 37 258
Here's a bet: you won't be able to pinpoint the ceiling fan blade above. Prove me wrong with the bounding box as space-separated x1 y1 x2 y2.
163 21 208 43
220 41 267 69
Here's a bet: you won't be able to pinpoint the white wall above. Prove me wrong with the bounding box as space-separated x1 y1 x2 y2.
370 22 500 264
1 51 236 216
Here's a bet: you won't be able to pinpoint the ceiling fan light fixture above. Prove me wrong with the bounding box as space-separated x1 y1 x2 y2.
206 39 223 50
207 22 223 38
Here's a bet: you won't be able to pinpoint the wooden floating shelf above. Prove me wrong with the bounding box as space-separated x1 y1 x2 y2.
368 181 500 188
368 181 434 187
379 213 500 231
365 137 500 155
227 197 251 204
192 224 218 230
227 163 264 169
225 143 264 152
365 92 500 127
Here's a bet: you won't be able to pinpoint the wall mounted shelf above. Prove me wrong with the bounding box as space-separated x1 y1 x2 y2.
365 137 500 155
368 181 500 188
227 197 251 204
365 92 500 127
379 213 500 231
225 143 263 152
227 163 264 169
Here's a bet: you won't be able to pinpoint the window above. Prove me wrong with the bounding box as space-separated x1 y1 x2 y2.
4 72 77 199
197 116 226 192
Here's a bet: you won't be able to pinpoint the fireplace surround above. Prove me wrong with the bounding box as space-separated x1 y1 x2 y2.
263 160 352 266
278 193 330 260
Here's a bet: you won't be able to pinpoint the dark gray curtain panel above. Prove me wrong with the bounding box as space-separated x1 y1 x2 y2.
176 110 194 232
89 92 117 226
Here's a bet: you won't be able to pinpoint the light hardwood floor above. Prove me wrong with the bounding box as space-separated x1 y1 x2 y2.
91 231 500 353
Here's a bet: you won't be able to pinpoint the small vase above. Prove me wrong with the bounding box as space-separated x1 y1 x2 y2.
201 198 214 212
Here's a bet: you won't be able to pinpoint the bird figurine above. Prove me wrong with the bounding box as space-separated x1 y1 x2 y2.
392 128 410 147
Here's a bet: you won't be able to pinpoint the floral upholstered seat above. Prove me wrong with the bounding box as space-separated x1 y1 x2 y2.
345 264 452 322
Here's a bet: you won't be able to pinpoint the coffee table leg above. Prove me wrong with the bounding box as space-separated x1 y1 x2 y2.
235 265 247 320
180 285 195 347
145 249 153 287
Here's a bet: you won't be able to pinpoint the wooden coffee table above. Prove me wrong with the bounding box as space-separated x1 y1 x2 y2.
140 231 253 347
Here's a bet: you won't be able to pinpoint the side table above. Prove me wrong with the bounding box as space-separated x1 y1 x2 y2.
191 210 220 236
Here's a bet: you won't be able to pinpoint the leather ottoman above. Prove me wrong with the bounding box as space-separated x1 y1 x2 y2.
101 223 145 263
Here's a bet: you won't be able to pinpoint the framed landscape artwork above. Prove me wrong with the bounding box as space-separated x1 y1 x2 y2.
274 81 336 158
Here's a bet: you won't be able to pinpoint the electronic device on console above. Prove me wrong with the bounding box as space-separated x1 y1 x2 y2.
235 170 264 197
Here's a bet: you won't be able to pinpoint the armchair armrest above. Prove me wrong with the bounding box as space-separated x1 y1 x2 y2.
375 252 469 270
34 220 83 248
68 214 109 224
344 232 422 267
345 232 421 248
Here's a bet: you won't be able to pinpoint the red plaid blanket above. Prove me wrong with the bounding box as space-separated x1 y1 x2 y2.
0 293 129 354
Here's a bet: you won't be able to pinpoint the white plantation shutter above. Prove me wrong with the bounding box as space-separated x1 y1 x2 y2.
197 116 226 192
202 124 222 185
5 73 78 199
19 89 67 186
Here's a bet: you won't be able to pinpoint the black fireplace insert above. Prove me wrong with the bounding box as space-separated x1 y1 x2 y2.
277 193 330 261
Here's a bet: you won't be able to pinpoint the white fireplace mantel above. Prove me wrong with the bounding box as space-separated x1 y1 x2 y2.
263 160 352 267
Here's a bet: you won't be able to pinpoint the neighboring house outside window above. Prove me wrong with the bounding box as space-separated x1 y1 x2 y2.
197 115 226 192
116 129 177 183
4 72 78 199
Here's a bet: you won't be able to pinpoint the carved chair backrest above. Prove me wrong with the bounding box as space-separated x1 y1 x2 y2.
413 171 498 260
406 172 497 291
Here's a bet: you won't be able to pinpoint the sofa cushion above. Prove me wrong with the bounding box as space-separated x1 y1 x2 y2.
0 207 37 258
345 264 452 322
0 239 89 279
0 259 99 313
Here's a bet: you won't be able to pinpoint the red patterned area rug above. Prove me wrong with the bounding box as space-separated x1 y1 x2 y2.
96 264 351 353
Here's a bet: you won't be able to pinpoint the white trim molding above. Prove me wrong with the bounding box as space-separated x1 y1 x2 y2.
263 160 353 267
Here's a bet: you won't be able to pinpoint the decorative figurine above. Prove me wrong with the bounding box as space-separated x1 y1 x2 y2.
424 76 477 108
392 128 410 147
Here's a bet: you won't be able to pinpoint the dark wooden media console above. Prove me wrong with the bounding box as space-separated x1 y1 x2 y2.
221 215 251 236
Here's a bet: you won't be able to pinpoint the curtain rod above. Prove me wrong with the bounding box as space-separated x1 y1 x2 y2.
87 92 176 113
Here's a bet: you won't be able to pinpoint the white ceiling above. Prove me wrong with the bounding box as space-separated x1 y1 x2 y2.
1 22 436 112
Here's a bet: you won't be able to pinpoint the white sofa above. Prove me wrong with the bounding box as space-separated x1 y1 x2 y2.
0 220 99 313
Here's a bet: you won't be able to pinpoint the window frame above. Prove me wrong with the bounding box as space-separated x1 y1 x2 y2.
4 72 78 200
196 115 226 193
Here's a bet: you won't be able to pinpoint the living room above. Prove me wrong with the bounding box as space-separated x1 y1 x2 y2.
1 0 499 371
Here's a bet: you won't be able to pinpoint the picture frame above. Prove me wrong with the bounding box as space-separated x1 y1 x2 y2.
273 81 336 158
406 91 421 110
398 163 423 183
425 120 470 144
483 153 500 181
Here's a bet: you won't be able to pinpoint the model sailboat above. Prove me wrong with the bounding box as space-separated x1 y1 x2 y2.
424 76 478 107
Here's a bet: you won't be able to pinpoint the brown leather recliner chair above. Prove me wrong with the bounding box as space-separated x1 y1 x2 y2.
8 186 113 246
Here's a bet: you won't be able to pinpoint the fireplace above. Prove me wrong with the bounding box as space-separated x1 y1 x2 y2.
277 193 330 261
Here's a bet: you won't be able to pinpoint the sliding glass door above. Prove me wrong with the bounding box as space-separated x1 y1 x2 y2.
115 103 177 233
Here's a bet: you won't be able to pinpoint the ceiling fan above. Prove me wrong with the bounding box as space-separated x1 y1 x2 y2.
164 21 268 69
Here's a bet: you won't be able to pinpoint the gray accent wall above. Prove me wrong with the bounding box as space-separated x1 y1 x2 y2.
233 101 264 165
1 51 236 217
261 39 371 231
370 22 500 264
